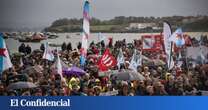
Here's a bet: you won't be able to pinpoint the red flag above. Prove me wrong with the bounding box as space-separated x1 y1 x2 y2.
0 48 6 57
98 48 117 71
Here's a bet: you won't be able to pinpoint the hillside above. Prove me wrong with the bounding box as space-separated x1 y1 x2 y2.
44 16 208 33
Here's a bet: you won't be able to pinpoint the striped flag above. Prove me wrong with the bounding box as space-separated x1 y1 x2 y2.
0 33 13 73
80 0 90 66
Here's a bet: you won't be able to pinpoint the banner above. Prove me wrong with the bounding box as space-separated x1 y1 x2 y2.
0 96 208 110
142 35 162 51
187 46 208 62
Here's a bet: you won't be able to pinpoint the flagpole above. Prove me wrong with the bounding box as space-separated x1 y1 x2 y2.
185 47 189 73
168 42 173 71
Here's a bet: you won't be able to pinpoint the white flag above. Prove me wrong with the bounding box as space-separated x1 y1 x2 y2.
117 48 125 69
42 42 54 61
20 57 24 67
199 46 205 64
56 53 63 78
163 22 174 70
129 49 142 72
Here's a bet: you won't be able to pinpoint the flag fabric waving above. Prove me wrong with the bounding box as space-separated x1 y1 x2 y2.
163 22 174 70
0 33 13 73
42 42 54 61
80 0 90 66
169 28 185 47
117 48 125 69
199 46 206 64
129 49 142 72
56 53 63 78
98 48 117 71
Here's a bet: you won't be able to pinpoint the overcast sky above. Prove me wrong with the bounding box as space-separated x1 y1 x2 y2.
0 0 208 29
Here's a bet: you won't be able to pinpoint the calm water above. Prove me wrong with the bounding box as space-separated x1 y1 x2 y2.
5 32 208 54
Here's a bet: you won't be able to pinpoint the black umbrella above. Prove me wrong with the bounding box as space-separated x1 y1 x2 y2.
7 81 38 90
112 70 145 81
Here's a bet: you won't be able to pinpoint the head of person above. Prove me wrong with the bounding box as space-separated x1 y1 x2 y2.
146 86 154 95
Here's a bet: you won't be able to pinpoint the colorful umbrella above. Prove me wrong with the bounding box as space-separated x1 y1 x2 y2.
63 66 86 76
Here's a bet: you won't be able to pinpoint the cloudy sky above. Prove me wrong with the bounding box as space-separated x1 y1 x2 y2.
0 0 208 29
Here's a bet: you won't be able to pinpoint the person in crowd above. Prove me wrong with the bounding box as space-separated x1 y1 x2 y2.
18 43 26 54
61 42 67 51
25 44 32 55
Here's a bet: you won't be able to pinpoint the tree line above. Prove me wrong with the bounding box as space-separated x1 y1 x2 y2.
44 16 208 32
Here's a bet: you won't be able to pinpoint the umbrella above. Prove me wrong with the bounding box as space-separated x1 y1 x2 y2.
12 52 24 57
22 65 43 74
63 66 86 76
111 70 145 81
153 59 166 65
7 81 37 90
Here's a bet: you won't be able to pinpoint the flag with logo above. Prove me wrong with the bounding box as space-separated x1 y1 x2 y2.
117 48 125 69
129 49 142 72
42 42 54 61
163 22 174 70
98 48 117 71
0 33 13 73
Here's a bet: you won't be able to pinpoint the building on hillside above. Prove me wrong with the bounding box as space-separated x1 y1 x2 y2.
127 23 161 30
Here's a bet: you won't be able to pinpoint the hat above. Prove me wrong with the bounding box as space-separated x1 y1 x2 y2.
144 66 149 70
93 86 101 90
165 73 171 80
95 79 100 83
72 84 80 90
121 81 128 86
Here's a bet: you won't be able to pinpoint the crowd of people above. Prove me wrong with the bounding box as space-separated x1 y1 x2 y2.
0 34 208 96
